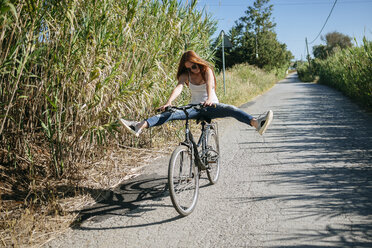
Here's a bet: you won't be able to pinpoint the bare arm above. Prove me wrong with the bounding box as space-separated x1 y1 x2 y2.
165 83 184 105
159 75 187 111
203 67 216 106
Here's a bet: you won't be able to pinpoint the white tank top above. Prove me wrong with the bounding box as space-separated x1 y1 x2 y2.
188 73 219 104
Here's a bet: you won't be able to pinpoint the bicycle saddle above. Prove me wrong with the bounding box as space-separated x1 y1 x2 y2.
196 116 212 124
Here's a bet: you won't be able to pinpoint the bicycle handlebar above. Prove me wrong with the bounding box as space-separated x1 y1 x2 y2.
158 103 216 113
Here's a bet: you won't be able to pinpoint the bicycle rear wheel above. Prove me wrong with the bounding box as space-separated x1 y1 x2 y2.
206 127 220 184
168 145 199 216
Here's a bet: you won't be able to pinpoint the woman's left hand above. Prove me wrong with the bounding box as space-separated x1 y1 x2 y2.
202 99 214 107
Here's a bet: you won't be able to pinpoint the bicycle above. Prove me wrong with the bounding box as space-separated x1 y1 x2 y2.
164 104 220 216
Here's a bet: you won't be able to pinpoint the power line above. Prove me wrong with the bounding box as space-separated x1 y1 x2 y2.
197 0 372 7
276 0 369 5
308 0 338 44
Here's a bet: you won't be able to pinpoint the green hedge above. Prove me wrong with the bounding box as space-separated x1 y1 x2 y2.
297 61 315 82
316 38 372 110
297 38 372 111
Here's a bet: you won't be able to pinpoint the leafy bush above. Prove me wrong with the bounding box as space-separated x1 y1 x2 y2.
316 38 372 110
297 61 315 82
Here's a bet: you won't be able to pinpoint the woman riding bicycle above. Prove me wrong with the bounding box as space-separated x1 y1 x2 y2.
120 50 273 137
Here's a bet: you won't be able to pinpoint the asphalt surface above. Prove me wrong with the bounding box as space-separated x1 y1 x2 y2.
46 73 372 247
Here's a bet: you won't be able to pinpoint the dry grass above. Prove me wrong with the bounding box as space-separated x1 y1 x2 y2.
0 117 189 247
0 141 173 247
1 197 78 247
216 63 278 106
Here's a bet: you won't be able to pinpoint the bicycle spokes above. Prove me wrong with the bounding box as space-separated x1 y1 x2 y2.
205 129 220 184
168 146 199 216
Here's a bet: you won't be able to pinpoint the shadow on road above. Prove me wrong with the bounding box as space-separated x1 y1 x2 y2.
71 173 182 230
242 165 372 247
238 75 372 247
69 163 215 231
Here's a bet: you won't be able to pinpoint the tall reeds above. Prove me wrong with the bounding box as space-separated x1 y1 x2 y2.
0 0 216 179
297 38 372 111
316 38 372 110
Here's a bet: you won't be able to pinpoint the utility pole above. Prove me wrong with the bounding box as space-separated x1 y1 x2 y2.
255 34 258 59
219 30 232 95
305 37 311 67
221 30 226 95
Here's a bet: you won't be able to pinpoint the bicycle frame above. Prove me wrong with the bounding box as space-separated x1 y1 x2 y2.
179 107 209 171
167 104 220 216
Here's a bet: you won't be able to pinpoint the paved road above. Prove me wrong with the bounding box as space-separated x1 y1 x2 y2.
46 73 372 247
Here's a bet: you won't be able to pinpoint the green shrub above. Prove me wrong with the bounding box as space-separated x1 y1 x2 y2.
317 38 372 110
297 61 315 82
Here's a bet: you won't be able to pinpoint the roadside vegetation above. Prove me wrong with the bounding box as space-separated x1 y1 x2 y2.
214 0 293 72
0 0 288 246
216 63 278 107
297 32 372 111
0 0 215 246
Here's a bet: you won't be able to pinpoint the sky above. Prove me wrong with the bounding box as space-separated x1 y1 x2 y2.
181 0 372 61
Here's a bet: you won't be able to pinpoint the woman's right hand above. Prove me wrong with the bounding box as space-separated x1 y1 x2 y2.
157 82 184 112
157 103 172 112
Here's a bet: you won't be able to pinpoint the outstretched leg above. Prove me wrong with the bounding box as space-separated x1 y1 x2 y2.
202 103 273 135
120 108 201 136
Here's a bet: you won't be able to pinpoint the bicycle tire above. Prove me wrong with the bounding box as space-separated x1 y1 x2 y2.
206 126 220 184
168 145 199 216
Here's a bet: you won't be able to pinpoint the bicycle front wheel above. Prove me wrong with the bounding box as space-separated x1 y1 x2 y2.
168 145 199 216
206 127 220 184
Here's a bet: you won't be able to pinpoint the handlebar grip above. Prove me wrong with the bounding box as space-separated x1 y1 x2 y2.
156 106 173 113
156 103 217 113
201 103 217 108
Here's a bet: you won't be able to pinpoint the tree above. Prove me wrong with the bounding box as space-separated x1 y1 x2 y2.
313 44 328 60
313 31 353 59
323 31 353 50
240 0 276 34
217 0 292 70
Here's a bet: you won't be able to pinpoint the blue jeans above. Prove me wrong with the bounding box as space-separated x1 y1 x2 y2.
145 103 254 127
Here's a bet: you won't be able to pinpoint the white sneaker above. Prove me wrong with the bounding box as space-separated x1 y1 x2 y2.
119 119 142 137
256 110 273 135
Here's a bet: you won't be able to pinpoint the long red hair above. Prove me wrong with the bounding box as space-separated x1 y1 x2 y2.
176 50 216 87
